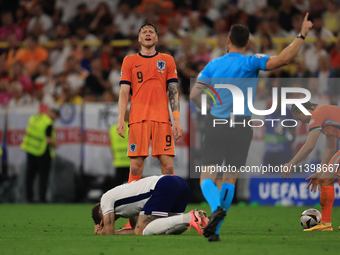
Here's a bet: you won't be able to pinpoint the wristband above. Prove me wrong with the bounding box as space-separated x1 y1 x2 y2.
173 111 180 119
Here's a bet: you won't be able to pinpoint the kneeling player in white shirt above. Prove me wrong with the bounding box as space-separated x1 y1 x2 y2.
92 175 209 235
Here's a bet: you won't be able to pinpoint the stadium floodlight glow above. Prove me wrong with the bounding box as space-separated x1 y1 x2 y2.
200 85 312 116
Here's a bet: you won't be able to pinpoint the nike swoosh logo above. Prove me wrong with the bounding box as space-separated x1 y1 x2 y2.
135 65 142 68
164 148 171 151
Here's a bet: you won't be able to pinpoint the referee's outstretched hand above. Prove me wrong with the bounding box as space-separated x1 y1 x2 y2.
301 12 313 37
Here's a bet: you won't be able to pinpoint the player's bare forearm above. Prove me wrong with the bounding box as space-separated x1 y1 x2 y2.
118 86 130 122
289 144 314 166
97 212 115 235
168 82 180 113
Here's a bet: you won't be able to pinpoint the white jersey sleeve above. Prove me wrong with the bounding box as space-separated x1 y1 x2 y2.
100 176 163 218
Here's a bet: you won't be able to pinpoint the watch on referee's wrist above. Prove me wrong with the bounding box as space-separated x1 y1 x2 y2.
297 33 305 40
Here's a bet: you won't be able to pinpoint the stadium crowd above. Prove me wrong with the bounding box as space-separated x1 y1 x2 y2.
0 0 339 108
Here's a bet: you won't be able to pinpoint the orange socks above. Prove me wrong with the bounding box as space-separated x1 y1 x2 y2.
320 186 335 223
128 174 142 183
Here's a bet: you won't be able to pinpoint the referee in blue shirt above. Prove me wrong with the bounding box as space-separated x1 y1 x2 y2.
190 13 313 241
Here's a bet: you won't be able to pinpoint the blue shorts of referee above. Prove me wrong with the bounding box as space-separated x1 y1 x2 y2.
140 176 190 216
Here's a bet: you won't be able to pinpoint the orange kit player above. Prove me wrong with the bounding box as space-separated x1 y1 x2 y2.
282 102 340 231
117 23 183 183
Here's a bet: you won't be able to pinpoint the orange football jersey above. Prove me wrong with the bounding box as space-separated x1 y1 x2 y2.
309 105 340 138
119 52 178 125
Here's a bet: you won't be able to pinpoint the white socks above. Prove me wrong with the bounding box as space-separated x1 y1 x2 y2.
142 213 191 235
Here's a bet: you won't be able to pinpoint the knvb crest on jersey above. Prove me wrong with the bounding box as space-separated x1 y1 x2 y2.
157 61 166 70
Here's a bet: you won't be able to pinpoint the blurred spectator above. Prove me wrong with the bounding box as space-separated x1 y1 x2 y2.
49 9 63 39
158 1 176 34
225 3 248 32
313 55 335 96
101 24 125 41
2 33 25 71
237 0 266 33
330 34 340 68
0 10 23 41
177 50 199 95
259 33 276 56
30 83 56 108
163 18 185 52
70 3 93 33
310 14 334 39
174 2 191 33
14 6 29 35
113 2 136 37
308 78 329 103
9 61 33 93
211 33 228 59
56 81 83 105
102 90 116 102
55 0 82 24
304 37 328 72
65 55 89 95
8 81 31 107
194 41 210 63
126 36 141 56
164 17 185 41
267 9 289 37
26 3 53 36
212 18 227 38
187 13 207 41
49 36 68 75
57 23 71 39
89 2 112 36
323 0 340 35
175 36 194 61
76 26 98 52
67 34 83 60
100 41 112 72
34 62 56 97
81 46 93 72
294 0 310 12
0 78 12 106
0 58 9 80
83 57 110 97
18 34 48 76
294 56 312 78
197 0 221 35
279 0 301 32
20 0 39 14
108 55 121 99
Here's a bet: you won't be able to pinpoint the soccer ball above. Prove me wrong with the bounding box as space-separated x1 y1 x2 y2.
300 208 321 229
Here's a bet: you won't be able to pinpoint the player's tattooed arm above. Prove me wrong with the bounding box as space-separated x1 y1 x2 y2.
96 212 115 235
168 82 180 112
134 215 161 235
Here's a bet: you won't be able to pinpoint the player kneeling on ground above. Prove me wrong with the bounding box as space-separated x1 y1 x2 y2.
91 175 208 235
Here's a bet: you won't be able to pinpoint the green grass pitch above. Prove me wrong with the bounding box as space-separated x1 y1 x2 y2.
1 204 340 255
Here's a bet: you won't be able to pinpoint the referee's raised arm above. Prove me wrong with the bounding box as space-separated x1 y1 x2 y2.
265 12 313 71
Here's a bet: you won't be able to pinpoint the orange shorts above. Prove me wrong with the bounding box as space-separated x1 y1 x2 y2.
128 121 175 158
